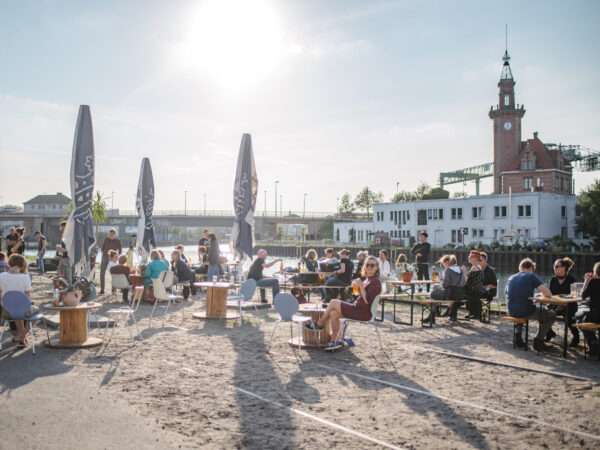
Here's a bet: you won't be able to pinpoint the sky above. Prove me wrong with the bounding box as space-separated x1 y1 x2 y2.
1 0 599 214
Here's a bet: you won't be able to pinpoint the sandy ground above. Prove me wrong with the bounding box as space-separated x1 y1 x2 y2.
1 274 600 450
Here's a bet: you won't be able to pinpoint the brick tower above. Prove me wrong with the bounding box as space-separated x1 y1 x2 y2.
489 50 526 193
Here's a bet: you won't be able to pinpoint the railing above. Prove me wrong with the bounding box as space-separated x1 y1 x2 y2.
113 210 361 219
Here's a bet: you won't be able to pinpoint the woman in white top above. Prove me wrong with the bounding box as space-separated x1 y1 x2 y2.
378 250 392 279
0 254 33 347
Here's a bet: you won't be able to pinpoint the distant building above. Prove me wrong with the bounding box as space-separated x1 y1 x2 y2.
489 50 572 194
23 192 71 215
334 192 575 247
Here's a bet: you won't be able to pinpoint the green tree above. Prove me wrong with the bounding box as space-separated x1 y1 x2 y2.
354 187 383 218
576 180 600 250
390 182 434 202
337 193 355 215
91 192 107 237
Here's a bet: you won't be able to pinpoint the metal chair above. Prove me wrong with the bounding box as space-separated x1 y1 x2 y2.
227 279 257 322
0 291 47 354
103 286 144 348
110 273 131 302
266 293 309 352
150 277 182 327
161 271 176 290
339 295 384 350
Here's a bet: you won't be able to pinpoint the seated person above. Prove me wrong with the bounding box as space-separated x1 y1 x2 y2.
323 249 354 302
464 250 486 321
306 256 382 351
196 245 209 274
144 250 169 286
171 249 195 300
302 249 319 272
578 262 600 356
479 252 497 301
247 249 282 303
353 251 368 281
109 255 131 303
431 254 466 322
318 248 338 270
547 257 578 347
175 244 189 264
0 254 33 347
395 253 409 276
506 258 554 351
0 252 8 273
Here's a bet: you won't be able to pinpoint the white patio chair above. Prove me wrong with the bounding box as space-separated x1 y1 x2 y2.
161 270 176 290
266 293 310 353
110 273 131 302
227 279 257 323
150 277 183 327
103 286 144 348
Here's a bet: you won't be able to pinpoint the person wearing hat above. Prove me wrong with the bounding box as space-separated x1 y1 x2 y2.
411 232 431 292
323 249 354 303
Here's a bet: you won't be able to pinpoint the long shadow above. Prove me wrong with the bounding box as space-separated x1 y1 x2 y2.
190 319 297 449
295 349 492 450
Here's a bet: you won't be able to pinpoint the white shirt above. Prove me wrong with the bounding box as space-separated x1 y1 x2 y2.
0 272 32 297
378 259 392 278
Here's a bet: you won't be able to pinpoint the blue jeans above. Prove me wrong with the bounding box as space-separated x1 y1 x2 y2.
37 254 45 273
256 277 280 302
207 264 221 281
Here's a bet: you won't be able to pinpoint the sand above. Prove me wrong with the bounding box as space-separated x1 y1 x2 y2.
1 274 600 449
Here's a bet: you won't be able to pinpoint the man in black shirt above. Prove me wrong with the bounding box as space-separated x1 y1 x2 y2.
5 227 18 255
411 232 431 291
323 249 354 302
35 231 47 274
480 252 497 301
247 249 282 303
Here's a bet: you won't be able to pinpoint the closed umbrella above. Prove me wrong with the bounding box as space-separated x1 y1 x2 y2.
232 133 258 260
63 105 96 278
136 157 156 262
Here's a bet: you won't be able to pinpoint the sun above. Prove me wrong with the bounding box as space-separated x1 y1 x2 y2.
178 0 284 89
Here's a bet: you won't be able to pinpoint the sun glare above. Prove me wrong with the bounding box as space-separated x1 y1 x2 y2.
178 0 284 89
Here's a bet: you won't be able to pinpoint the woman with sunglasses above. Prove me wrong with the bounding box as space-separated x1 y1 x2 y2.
546 257 579 347
306 256 381 351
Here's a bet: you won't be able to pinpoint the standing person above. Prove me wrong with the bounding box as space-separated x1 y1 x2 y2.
506 258 555 351
5 227 18 255
411 232 431 290
13 227 25 255
207 233 221 280
247 249 282 303
198 229 210 248
56 221 72 284
171 250 195 300
109 255 131 303
34 231 47 274
378 250 392 279
0 254 33 347
578 263 600 356
547 257 579 347
99 229 122 294
323 249 354 302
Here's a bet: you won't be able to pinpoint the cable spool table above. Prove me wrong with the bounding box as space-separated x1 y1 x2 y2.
43 302 103 348
289 303 332 348
192 282 241 320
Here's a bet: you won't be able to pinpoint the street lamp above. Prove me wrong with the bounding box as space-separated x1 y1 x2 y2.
280 194 283 217
203 192 207 215
303 193 307 218
274 180 279 216
184 190 188 216
263 190 267 216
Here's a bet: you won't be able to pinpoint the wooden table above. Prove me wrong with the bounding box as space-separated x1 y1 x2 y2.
192 282 240 320
43 302 103 348
289 303 331 348
535 295 581 358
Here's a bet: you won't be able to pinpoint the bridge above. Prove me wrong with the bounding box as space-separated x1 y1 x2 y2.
0 209 364 246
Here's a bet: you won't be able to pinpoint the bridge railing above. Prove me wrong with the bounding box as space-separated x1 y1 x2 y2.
114 209 365 219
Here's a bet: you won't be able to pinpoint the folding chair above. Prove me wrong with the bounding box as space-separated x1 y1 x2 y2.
0 291 47 354
103 286 144 348
161 271 176 290
227 279 257 323
110 273 131 302
339 295 384 350
266 293 310 353
150 277 183 327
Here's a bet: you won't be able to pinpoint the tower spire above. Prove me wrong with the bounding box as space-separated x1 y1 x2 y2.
500 24 513 80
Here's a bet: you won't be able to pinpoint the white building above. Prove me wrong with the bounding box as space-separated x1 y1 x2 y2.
334 192 576 247
23 193 71 215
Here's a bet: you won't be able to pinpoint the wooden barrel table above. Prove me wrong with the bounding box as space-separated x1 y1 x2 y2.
192 282 240 320
289 303 331 348
43 302 103 348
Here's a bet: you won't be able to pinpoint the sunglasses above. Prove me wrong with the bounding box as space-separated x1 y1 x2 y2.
365 263 377 268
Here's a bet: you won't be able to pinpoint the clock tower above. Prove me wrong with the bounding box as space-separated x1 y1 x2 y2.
489 50 526 193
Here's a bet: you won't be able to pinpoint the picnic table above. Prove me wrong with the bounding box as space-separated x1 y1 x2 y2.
289 303 331 348
42 302 103 348
535 294 581 358
192 282 240 320
378 279 442 326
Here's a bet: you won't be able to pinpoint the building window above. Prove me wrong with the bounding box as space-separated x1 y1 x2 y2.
472 206 483 219
494 206 507 217
451 207 463 220
504 95 510 106
518 205 532 217
523 176 533 190
479 229 484 238
389 211 393 221
521 153 536 170
417 209 427 226
561 206 566 218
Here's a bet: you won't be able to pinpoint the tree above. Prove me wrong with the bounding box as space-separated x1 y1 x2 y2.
576 180 600 250
91 192 107 237
422 187 449 200
354 187 383 218
390 182 433 202
338 193 355 215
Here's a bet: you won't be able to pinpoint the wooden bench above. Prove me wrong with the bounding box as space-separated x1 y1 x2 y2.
502 316 529 350
575 322 600 360
378 293 455 327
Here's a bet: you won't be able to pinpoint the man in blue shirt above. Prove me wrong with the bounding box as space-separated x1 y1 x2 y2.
506 258 555 351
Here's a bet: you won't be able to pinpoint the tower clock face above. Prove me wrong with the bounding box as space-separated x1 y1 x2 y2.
503 121 512 131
